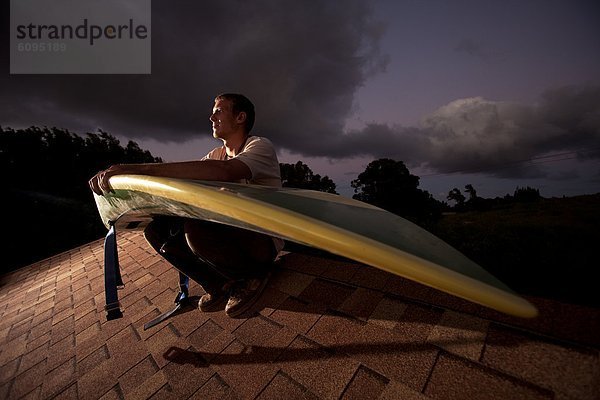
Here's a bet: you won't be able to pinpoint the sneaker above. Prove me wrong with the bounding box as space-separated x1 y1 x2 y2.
225 273 271 317
198 290 228 312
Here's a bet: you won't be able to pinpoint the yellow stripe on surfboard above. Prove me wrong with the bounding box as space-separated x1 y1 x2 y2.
95 175 538 318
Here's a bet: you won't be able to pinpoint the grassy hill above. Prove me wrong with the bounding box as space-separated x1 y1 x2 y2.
430 194 600 306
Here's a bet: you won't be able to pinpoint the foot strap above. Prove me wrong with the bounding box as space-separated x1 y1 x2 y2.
143 272 189 330
104 222 124 320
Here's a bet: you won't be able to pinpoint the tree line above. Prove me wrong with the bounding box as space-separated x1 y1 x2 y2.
1 126 162 199
447 184 542 212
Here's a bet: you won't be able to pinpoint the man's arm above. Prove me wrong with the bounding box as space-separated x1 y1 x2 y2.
89 159 251 195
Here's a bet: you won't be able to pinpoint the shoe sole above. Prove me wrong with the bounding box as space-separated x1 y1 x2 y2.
226 273 271 318
198 293 228 312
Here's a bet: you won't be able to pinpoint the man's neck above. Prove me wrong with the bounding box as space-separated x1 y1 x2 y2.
222 131 249 158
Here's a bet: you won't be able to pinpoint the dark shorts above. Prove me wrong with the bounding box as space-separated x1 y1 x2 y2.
144 216 277 292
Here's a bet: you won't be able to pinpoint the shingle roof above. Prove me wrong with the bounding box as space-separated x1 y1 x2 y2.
1 231 598 399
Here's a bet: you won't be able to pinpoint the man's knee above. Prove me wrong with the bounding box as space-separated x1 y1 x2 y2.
184 220 275 266
144 217 184 252
144 221 166 251
183 220 212 254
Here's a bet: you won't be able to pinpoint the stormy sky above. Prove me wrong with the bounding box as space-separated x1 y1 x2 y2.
2 0 600 199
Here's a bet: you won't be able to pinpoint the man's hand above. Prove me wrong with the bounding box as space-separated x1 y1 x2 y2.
88 158 252 196
89 165 126 195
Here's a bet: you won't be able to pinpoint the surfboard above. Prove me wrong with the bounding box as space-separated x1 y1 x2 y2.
93 174 538 318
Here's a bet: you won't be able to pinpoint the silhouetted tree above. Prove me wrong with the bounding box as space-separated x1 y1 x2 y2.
514 186 542 202
463 184 491 211
465 184 477 201
280 161 337 194
351 158 441 224
1 126 162 198
447 188 466 208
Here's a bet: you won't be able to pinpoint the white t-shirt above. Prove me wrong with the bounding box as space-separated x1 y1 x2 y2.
202 135 285 252
202 136 282 187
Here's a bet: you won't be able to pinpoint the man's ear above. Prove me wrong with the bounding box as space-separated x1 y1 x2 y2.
235 111 247 125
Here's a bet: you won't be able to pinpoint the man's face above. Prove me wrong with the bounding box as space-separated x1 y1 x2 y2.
209 98 239 140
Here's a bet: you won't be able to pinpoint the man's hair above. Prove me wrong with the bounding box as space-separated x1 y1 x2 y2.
215 93 255 133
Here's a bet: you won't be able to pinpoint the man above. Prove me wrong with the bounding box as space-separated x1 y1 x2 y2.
89 93 283 317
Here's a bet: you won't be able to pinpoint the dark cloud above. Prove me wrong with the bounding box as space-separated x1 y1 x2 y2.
332 85 600 179
1 0 388 146
2 2 598 181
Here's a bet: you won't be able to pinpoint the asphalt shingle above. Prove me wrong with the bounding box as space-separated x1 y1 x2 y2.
0 231 598 399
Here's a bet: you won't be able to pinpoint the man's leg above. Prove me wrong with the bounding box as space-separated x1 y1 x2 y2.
183 220 277 316
144 217 230 310
183 220 276 278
